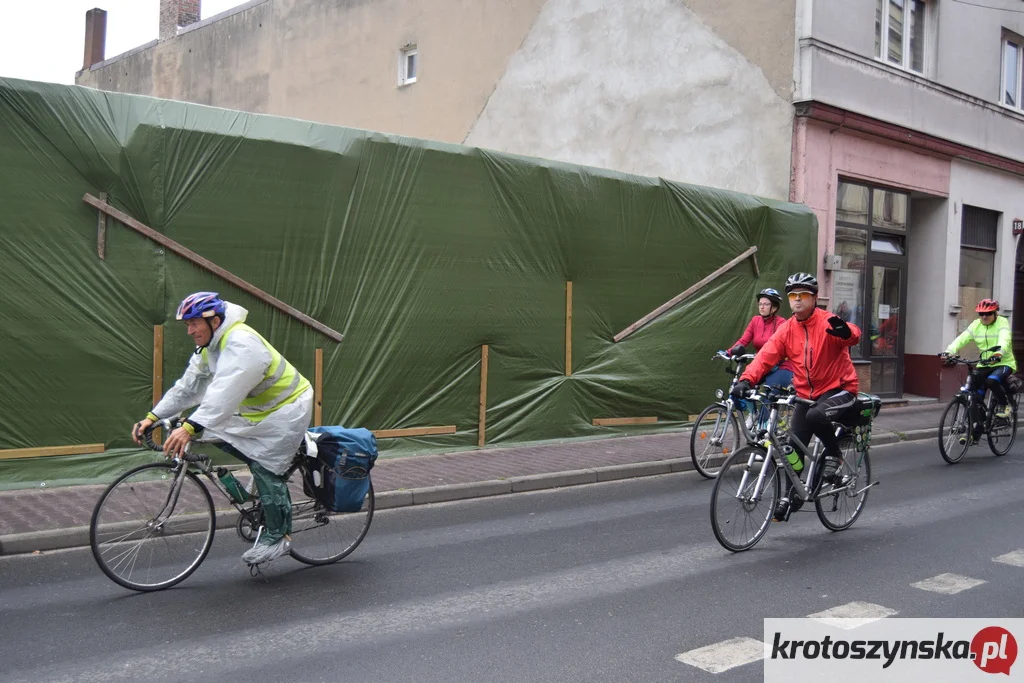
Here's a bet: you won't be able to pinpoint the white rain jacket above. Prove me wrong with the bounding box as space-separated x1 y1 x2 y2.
152 303 313 475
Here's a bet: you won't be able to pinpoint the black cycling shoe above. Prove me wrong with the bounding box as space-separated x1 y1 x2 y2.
821 452 843 485
773 491 804 522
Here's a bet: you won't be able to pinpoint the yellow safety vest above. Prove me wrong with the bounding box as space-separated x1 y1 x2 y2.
202 323 310 422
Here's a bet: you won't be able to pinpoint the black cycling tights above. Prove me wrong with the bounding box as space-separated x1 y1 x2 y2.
790 388 858 458
970 365 1012 407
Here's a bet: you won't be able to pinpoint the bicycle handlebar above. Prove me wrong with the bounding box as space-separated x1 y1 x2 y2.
937 353 999 368
141 419 209 462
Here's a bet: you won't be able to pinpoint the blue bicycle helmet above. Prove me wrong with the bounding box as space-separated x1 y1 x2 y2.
757 288 782 307
175 292 226 321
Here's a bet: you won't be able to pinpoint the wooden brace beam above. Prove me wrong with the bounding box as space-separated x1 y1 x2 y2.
0 444 106 460
83 193 344 343
613 246 759 343
373 426 457 439
592 417 658 426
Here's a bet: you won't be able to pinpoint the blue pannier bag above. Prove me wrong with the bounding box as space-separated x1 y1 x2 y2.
303 426 378 512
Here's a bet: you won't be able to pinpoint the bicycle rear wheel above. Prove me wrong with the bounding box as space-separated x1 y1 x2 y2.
938 397 971 464
690 404 739 479
90 462 215 592
815 438 870 531
988 400 1017 456
710 446 779 552
289 481 374 565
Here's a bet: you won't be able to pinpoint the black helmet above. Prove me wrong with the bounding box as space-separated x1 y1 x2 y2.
757 288 782 306
785 272 818 295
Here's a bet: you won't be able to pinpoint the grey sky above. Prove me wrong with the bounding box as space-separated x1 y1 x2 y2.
0 1 246 85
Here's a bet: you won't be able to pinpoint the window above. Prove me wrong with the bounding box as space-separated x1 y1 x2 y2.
1002 33 1023 109
399 46 418 86
875 0 926 73
832 181 911 362
957 206 999 337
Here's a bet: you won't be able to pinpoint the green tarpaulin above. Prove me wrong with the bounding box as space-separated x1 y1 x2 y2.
0 78 815 488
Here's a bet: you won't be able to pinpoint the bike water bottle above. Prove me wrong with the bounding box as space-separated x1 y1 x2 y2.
783 445 803 472
217 468 251 504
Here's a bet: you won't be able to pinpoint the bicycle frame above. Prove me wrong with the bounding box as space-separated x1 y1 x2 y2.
734 392 876 505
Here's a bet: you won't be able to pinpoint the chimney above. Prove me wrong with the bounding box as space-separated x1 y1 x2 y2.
159 0 202 41
82 8 107 71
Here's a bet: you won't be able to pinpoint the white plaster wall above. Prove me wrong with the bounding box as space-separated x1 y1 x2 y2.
906 196 948 355
943 160 1024 345
464 0 794 199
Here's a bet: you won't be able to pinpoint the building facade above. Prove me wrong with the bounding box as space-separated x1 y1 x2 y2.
76 0 1024 397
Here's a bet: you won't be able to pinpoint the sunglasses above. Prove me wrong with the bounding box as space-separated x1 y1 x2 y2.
978 312 996 317
787 291 814 301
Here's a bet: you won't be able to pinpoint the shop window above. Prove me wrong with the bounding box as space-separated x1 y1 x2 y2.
836 183 869 225
957 205 999 338
833 224 868 359
872 190 907 231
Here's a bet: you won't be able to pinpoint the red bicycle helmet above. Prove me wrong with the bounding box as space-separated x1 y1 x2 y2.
976 299 999 313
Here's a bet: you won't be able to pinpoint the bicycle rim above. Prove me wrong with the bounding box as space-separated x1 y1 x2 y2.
690 405 739 479
938 398 970 464
289 483 374 565
988 407 1017 456
815 439 870 531
710 447 778 552
90 462 216 591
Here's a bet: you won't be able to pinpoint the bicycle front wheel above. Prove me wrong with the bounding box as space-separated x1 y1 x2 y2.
938 397 971 464
815 437 870 531
690 404 739 479
289 481 374 565
90 462 215 592
710 446 779 552
988 402 1017 456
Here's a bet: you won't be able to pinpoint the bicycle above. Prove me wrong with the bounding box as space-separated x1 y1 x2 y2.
89 418 375 592
937 348 1018 464
709 388 881 552
689 351 792 479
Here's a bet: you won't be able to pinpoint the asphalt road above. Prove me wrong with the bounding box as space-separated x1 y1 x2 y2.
2 439 1023 682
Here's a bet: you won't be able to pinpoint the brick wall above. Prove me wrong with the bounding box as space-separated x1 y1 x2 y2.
159 0 202 41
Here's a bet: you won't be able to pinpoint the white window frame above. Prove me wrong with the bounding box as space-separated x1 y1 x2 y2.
875 0 927 74
398 46 418 86
1001 33 1023 110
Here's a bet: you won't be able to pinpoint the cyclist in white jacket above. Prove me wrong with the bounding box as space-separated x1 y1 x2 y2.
132 292 313 565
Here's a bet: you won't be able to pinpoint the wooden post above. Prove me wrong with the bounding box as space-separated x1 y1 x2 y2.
152 325 163 405
613 246 759 342
96 191 108 260
152 324 163 444
314 348 324 427
478 344 489 447
565 281 573 376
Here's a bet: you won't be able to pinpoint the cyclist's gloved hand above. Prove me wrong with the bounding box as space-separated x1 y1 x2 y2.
731 379 753 401
990 353 1003 363
939 353 956 367
825 315 852 339
729 344 746 358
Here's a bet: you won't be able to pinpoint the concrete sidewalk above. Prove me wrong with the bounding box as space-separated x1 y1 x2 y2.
0 402 948 555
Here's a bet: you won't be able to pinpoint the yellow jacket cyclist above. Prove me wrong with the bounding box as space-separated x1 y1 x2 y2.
944 298 1016 418
131 292 312 565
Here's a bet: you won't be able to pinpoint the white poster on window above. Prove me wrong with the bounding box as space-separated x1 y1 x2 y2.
878 304 890 319
830 269 862 328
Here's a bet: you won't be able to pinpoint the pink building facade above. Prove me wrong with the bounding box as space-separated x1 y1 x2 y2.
790 103 1024 399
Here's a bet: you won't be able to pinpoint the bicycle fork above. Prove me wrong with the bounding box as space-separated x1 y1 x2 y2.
150 461 190 531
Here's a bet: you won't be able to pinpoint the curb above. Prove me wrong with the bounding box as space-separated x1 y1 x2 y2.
0 427 940 557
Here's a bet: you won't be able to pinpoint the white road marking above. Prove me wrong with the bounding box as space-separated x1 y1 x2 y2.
808 601 898 629
675 637 765 673
910 573 986 595
993 550 1024 568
